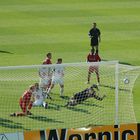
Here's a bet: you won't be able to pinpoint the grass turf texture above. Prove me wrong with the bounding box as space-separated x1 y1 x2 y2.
0 0 140 132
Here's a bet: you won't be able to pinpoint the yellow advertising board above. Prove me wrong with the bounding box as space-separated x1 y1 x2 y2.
24 123 140 140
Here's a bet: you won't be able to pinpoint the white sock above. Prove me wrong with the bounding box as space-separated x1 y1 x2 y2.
60 87 64 96
47 88 51 94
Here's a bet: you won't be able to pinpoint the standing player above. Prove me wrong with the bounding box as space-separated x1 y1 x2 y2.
39 52 52 91
86 49 101 85
33 83 48 108
88 22 101 54
47 58 64 97
39 64 52 92
10 85 35 116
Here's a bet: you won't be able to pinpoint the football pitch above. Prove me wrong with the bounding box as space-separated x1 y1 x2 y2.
0 0 140 133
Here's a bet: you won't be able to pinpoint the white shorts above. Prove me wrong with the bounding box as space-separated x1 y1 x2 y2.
39 78 51 88
52 77 64 85
33 99 43 106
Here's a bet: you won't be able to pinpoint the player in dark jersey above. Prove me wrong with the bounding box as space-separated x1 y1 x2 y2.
65 84 106 107
88 23 101 54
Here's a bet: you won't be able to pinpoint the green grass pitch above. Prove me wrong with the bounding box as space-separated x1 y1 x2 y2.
0 0 140 133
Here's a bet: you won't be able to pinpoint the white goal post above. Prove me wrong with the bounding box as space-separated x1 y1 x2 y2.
0 61 139 133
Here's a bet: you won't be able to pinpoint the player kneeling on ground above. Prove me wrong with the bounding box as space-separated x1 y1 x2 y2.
65 84 106 107
33 83 48 109
10 85 35 116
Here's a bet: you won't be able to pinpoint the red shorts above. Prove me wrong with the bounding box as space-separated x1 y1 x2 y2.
89 66 99 73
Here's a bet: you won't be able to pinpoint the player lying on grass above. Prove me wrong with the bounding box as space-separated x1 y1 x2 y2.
65 84 106 107
32 83 49 109
10 85 35 116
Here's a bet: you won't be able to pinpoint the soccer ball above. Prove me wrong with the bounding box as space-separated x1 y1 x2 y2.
123 78 129 84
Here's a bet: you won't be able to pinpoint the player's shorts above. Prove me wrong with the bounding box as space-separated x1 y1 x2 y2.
33 99 43 106
51 76 64 85
89 66 99 73
91 38 98 46
39 77 51 88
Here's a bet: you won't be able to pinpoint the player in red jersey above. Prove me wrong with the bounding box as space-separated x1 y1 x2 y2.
86 49 101 85
39 53 52 91
10 85 35 116
43 53 52 64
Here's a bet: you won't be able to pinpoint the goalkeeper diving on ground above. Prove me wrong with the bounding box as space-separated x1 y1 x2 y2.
65 84 106 107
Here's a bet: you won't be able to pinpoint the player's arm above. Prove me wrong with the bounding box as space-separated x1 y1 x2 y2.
88 30 92 38
87 54 90 62
98 56 101 62
98 29 101 42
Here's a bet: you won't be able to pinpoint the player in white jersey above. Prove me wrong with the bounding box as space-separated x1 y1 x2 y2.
47 58 64 97
39 64 52 91
33 83 48 108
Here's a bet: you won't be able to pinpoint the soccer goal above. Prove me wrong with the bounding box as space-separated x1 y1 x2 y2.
0 61 139 133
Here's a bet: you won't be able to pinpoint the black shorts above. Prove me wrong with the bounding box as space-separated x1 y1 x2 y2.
90 38 99 46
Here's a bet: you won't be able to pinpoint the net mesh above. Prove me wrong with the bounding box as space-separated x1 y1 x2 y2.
0 62 139 132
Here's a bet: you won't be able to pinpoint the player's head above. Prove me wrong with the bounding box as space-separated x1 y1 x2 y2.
57 58 62 64
29 85 35 92
34 83 39 89
90 84 98 90
93 22 96 28
46 53 52 59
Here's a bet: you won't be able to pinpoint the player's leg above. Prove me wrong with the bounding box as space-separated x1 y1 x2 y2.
95 69 100 85
46 78 52 92
47 83 54 94
92 91 106 101
42 101 48 109
59 78 64 96
60 84 64 96
94 45 99 54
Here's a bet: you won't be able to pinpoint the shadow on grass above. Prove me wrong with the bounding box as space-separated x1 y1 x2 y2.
0 117 25 130
102 59 132 66
0 50 14 54
100 84 130 92
48 102 64 111
28 115 64 124
60 96 70 100
81 101 104 108
67 106 91 114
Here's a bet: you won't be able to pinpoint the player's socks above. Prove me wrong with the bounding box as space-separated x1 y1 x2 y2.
60 87 64 96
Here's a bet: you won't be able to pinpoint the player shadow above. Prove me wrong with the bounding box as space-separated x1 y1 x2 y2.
0 50 14 54
100 84 130 92
0 117 25 130
48 102 64 111
60 96 70 100
81 101 104 108
28 115 64 124
119 61 132 66
102 59 132 66
67 106 91 114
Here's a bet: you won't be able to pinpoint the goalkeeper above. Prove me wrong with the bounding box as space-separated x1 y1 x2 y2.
65 84 106 107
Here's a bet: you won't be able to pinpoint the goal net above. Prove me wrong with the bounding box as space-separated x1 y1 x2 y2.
0 61 139 133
